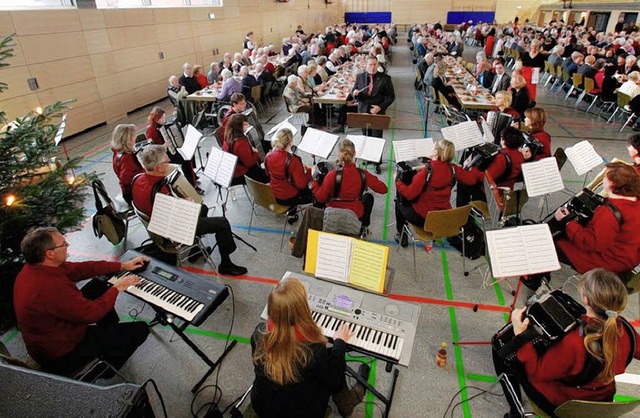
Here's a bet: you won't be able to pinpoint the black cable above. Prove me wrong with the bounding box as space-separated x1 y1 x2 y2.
442 384 503 418
190 384 222 418
450 386 503 418
128 302 147 321
142 378 168 418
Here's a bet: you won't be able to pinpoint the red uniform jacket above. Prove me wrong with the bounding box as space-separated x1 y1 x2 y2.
131 173 168 217
146 123 163 145
219 108 239 145
396 160 478 216
478 147 525 190
13 261 121 363
311 163 388 218
517 314 640 408
556 198 640 274
264 149 312 200
531 129 552 160
224 136 260 179
112 148 144 201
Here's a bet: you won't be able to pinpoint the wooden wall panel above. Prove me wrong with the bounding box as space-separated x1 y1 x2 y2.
77 9 106 30
156 23 194 43
90 52 118 77
65 102 106 136
19 33 88 65
107 26 158 51
28 56 95 91
0 67 34 100
102 94 127 123
102 9 155 28
84 29 112 55
10 10 82 35
153 8 192 25
113 44 161 72
96 73 122 99
1 94 41 123
37 79 101 110
0 12 15 33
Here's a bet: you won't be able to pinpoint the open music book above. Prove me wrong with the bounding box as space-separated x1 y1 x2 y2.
148 193 201 246
267 117 298 138
565 140 603 176
178 124 202 161
297 127 340 158
440 120 484 151
203 146 238 187
347 135 386 163
305 230 389 294
393 138 434 162
521 157 565 197
486 224 560 278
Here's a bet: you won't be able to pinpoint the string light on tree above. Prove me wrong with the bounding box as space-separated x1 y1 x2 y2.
5 194 16 207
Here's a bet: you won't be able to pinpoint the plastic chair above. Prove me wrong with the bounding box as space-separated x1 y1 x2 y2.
243 176 297 251
398 205 472 278
250 85 264 115
563 73 583 101
606 92 633 125
575 77 598 111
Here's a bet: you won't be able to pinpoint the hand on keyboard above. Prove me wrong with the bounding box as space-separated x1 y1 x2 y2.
334 323 354 343
121 256 150 273
112 275 142 292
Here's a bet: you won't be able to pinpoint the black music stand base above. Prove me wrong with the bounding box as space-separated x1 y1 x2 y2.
345 364 399 418
150 310 238 393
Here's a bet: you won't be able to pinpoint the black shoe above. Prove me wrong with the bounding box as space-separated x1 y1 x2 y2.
287 214 299 224
352 363 371 400
394 233 408 248
218 262 247 276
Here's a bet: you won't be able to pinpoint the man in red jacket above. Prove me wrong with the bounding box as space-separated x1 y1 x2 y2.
13 227 149 376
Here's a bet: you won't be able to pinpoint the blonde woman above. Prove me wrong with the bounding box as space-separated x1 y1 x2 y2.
493 90 520 119
111 124 143 204
251 277 369 418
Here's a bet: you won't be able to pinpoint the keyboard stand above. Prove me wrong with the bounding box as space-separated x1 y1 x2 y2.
150 309 237 393
345 363 399 418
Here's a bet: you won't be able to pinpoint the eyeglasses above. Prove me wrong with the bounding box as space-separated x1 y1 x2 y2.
49 241 70 250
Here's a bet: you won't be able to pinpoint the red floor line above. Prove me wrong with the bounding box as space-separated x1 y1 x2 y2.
388 293 511 313
181 266 280 285
80 141 111 158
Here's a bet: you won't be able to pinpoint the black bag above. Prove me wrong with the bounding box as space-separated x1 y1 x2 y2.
91 180 126 245
447 218 485 260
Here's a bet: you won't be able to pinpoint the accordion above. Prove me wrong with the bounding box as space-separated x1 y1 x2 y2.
522 132 543 161
396 157 431 185
492 288 585 366
463 142 501 171
545 188 608 239
166 170 203 204
314 161 337 185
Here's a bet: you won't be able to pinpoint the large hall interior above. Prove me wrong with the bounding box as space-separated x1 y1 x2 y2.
1 1 640 417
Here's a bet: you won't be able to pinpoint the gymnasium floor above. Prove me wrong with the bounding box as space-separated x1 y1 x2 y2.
2 40 639 418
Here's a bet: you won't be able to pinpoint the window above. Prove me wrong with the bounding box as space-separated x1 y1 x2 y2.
0 0 75 9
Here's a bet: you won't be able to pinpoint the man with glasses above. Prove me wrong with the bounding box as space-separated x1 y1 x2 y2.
13 227 150 377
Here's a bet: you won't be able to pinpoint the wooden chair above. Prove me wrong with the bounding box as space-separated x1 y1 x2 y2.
250 84 264 115
398 205 472 278
544 62 556 87
575 77 599 112
529 397 640 418
243 176 297 251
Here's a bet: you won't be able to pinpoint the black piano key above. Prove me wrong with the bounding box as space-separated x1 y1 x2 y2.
376 332 382 345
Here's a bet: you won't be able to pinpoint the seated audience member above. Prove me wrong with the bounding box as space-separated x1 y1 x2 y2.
283 45 302 69
494 268 640 418
220 52 233 72
493 90 520 119
132 145 247 275
394 140 478 247
223 113 269 184
255 62 275 86
600 63 619 102
283 75 317 125
547 45 565 68
145 106 200 192
315 56 330 82
207 62 220 85
628 134 640 171
168 75 184 95
477 59 495 89
590 58 607 94
179 62 201 95
618 71 640 100
432 62 461 109
311 139 388 235
111 124 144 204
264 129 313 206
577 55 598 86
13 227 150 376
510 74 532 119
490 58 511 94
251 277 369 418
241 49 252 67
240 66 259 99
217 69 242 101
232 53 244 74
624 55 639 74
523 107 551 160
192 65 208 89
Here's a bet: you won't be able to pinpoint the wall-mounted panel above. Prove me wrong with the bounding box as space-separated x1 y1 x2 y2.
19 33 88 65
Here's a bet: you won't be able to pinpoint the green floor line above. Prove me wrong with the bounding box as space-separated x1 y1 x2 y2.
122 315 251 344
1 327 19 345
382 101 398 241
466 373 498 383
614 395 640 402
442 250 472 418
415 92 426 137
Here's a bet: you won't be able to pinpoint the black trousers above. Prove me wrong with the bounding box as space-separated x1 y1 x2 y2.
394 199 425 234
168 151 197 186
231 164 269 185
276 188 314 207
196 206 237 256
360 193 374 227
42 279 149 376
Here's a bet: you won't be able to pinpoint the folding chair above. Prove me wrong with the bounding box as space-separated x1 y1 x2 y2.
250 85 264 115
575 77 598 111
563 73 583 101
606 92 633 125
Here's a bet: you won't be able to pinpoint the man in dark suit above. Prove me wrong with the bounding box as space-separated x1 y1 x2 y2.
490 57 511 94
352 56 395 173
178 62 201 95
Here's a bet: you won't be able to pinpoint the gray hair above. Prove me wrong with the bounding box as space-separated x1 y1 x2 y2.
221 69 233 79
21 227 59 264
137 144 167 171
287 74 298 85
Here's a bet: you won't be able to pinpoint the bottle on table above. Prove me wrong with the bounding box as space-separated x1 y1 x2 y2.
436 342 447 367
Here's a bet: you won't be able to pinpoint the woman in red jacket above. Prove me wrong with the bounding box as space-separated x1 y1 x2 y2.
111 124 143 204
394 139 478 247
264 128 313 206
223 113 269 184
311 139 388 232
523 107 551 160
494 268 640 418
145 106 200 192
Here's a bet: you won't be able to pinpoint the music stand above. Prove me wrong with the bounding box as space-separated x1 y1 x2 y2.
346 113 391 173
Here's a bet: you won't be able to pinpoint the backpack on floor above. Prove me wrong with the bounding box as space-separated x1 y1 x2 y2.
447 218 485 260
91 180 126 245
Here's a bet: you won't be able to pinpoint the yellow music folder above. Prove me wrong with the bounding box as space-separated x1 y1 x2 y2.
305 230 389 294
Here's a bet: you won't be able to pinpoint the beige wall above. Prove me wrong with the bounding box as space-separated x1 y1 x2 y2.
0 1 340 137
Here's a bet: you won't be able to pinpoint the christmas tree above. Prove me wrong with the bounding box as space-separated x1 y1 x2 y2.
0 33 94 330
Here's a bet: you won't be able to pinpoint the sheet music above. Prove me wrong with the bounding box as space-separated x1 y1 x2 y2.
267 117 298 138
486 224 560 277
203 146 238 187
314 233 352 283
521 157 565 197
298 127 340 158
486 111 497 129
440 120 484 151
347 135 386 163
348 239 388 293
178 125 202 160
565 140 603 176
393 138 434 162
480 118 494 144
531 67 540 85
54 114 67 145
147 193 200 246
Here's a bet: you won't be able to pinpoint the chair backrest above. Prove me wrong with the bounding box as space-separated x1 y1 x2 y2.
562 70 571 82
250 84 262 103
423 205 472 240
554 399 640 418
554 147 568 171
244 175 289 214
617 92 632 107
548 63 556 76
544 61 550 73
282 94 296 114
438 91 449 106
466 62 474 72
503 187 528 218
167 89 179 107
583 77 595 93
572 73 583 87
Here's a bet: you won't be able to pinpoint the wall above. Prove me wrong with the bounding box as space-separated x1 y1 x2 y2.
0 0 340 137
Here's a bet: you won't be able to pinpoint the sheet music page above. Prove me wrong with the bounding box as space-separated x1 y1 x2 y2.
481 118 494 143
486 224 560 277
267 118 298 137
565 140 603 176
203 147 223 181
393 138 434 162
347 135 386 163
531 68 540 85
347 135 367 159
297 128 338 158
314 232 352 283
521 157 565 197
178 125 202 160
348 240 388 293
148 193 200 246
440 121 484 150
486 111 497 129
203 147 238 187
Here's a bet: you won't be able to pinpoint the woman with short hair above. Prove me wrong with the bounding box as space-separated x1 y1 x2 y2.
523 107 551 160
223 113 269 184
111 124 143 204
264 129 313 206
